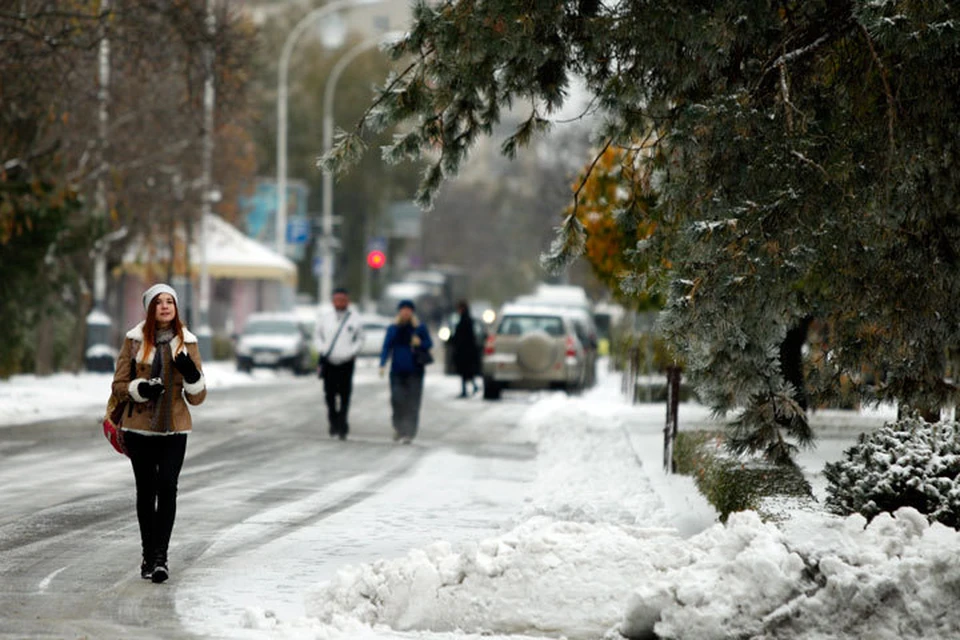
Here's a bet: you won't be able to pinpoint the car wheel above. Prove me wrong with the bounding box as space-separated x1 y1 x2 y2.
482 376 502 400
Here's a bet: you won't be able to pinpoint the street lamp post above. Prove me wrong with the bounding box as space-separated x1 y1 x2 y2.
84 0 114 372
319 31 402 304
195 0 216 360
275 0 387 260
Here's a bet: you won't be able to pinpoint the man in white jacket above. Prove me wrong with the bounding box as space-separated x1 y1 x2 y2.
316 287 364 439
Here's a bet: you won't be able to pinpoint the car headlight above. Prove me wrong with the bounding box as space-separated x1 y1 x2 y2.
236 341 251 357
438 326 451 341
482 309 496 324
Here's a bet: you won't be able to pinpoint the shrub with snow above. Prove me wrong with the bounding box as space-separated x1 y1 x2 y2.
824 416 960 527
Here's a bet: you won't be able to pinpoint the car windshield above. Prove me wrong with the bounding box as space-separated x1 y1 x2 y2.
497 315 564 337
363 322 387 331
244 320 299 335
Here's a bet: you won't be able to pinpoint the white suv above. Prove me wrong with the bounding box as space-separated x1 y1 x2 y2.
235 312 314 375
481 304 587 399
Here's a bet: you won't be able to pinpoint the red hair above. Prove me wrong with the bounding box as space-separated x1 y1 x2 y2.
143 294 186 354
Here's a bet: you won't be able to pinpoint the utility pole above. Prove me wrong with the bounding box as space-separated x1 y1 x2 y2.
196 0 216 360
84 0 115 372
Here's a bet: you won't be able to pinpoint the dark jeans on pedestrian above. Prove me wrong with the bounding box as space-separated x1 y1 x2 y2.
390 371 425 439
124 431 188 564
323 359 355 437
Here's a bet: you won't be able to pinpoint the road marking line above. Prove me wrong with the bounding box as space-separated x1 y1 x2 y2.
38 566 68 593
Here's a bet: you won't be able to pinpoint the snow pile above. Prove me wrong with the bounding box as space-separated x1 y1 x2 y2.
304 376 960 640
303 387 709 638
622 507 960 640
308 517 681 638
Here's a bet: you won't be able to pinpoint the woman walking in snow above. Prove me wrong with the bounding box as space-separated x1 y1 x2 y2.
112 283 206 583
379 299 433 443
451 300 481 398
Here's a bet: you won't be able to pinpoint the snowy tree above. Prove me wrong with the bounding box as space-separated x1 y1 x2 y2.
326 0 960 462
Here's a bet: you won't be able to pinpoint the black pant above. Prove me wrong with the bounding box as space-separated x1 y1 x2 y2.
323 359 355 436
390 371 425 439
124 431 187 563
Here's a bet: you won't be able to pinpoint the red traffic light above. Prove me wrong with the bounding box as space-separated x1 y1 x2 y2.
366 250 386 269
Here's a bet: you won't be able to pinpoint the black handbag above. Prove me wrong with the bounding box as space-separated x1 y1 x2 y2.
414 348 434 367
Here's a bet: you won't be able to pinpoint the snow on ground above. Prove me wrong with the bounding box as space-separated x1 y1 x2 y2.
0 360 385 427
280 371 960 640
6 362 958 639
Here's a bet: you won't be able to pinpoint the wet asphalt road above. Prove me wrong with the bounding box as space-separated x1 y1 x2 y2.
0 366 538 639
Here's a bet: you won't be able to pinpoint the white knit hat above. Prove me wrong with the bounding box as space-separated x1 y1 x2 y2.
142 283 179 311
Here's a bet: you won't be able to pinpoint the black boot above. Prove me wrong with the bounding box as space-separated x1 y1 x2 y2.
140 543 154 579
151 550 169 583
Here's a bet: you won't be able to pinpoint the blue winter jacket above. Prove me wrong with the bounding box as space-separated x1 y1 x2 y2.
380 321 433 373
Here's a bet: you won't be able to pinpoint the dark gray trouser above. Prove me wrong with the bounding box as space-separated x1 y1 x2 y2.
389 371 425 439
323 359 355 436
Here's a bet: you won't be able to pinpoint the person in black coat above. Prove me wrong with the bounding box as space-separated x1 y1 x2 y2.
452 300 481 398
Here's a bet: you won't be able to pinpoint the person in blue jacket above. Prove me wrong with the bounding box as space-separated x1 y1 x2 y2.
379 299 433 443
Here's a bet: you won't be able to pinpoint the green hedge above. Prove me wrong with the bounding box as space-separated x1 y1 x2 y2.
674 431 813 522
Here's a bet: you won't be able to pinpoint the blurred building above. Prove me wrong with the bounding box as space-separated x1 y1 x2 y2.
111 214 297 348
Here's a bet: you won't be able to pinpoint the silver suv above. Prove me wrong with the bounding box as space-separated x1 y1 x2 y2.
481 304 588 399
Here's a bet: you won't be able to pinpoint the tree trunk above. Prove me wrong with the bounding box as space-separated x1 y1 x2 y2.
663 366 681 473
33 312 55 376
779 316 813 410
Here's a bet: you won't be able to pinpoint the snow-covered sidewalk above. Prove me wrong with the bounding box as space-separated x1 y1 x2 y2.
232 369 960 640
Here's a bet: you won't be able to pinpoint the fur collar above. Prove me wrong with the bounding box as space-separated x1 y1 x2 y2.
126 320 198 363
393 313 419 327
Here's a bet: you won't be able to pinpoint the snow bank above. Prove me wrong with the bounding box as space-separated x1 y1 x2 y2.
306 371 960 640
305 381 709 639
623 507 960 640
308 517 682 638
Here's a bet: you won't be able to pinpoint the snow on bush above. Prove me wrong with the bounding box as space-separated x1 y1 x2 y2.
823 417 960 527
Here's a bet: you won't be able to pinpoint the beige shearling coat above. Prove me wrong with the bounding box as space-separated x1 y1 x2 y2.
111 321 206 433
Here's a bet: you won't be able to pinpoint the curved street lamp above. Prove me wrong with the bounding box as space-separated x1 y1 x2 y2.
275 0 387 259
317 30 404 304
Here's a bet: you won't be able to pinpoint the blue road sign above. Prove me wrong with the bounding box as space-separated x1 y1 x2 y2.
287 218 311 244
